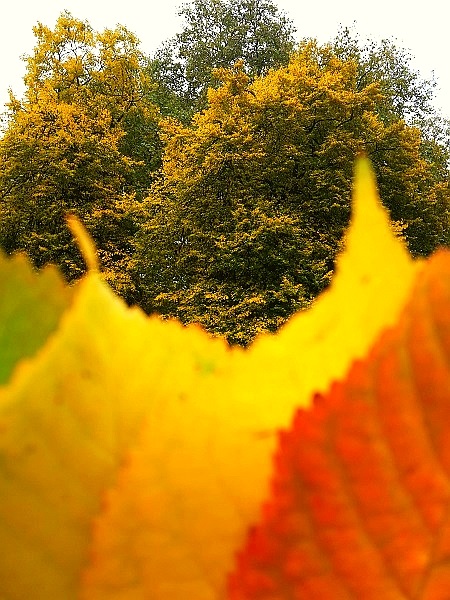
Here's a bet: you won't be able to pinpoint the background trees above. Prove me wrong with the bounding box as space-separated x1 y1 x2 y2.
0 87 129 274
134 42 450 344
149 0 296 116
0 6 449 345
331 27 438 126
0 12 160 301
330 26 450 194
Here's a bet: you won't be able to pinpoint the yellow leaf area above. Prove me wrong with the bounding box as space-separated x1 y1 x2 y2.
0 158 418 599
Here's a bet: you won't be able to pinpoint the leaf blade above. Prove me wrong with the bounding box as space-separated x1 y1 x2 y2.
0 253 73 385
0 158 422 598
229 250 450 599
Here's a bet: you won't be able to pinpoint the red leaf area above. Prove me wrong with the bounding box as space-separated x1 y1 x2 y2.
229 251 450 600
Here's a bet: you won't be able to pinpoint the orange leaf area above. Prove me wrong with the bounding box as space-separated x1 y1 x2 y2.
229 250 450 599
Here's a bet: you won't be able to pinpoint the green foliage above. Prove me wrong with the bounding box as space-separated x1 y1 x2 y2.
0 252 73 383
134 43 450 345
331 26 437 126
331 27 450 181
149 0 296 116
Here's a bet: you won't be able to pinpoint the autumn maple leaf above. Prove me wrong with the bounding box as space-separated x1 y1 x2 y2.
1 157 446 600
229 248 450 599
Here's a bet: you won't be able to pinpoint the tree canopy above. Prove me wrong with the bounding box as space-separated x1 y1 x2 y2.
149 0 296 115
0 12 160 301
20 11 162 197
0 8 449 346
133 42 450 344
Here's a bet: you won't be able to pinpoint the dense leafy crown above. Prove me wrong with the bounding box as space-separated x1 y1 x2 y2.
0 8 449 347
135 43 449 344
150 0 296 112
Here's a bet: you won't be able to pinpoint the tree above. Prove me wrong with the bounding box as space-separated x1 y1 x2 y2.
0 86 130 286
150 0 296 116
0 12 160 301
20 11 162 198
332 27 436 125
331 26 450 177
134 42 450 345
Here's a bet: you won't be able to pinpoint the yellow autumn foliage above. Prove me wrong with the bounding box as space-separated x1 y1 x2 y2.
0 158 418 598
136 42 439 345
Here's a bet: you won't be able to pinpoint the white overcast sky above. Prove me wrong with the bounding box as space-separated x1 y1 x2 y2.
1 0 449 120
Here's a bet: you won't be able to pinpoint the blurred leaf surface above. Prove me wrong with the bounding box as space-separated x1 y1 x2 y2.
0 158 421 598
0 254 73 384
229 248 450 599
